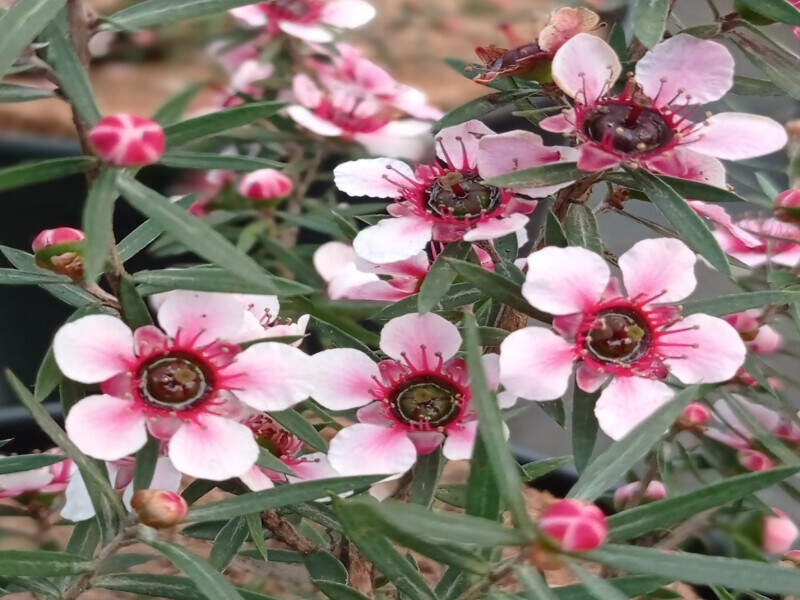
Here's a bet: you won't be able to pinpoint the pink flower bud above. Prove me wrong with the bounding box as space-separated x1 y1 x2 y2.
738 449 774 472
131 489 188 529
785 549 800 564
539 499 608 552
89 114 166 166
763 509 799 554
775 189 800 223
613 481 668 511
32 227 86 279
682 402 711 424
238 169 294 201
32 227 85 252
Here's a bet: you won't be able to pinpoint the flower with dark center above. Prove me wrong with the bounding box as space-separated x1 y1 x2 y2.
499 238 746 440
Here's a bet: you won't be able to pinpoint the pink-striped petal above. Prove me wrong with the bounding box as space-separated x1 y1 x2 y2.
687 113 787 160
157 291 245 346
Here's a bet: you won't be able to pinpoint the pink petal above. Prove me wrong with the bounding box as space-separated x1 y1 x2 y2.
157 291 245 347
442 420 479 460
169 415 258 480
481 353 501 391
293 73 323 108
540 110 576 133
523 246 609 315
594 377 674 440
355 120 432 161
229 6 267 27
436 120 494 170
619 237 697 303
353 216 433 264
311 348 381 410
278 21 334 42
578 143 622 171
227 342 312 411
687 113 788 160
644 148 727 188
499 327 576 401
551 33 621 102
750 325 781 354
576 362 608 393
133 325 170 359
286 105 343 137
333 158 413 198
356 401 391 425
240 465 275 491
663 314 746 384
65 395 147 461
328 424 417 476
408 431 446 455
380 312 462 365
462 214 529 242
53 315 135 383
713 396 782 440
321 0 376 28
636 35 734 106
314 241 356 282
688 201 762 247
61 469 96 522
289 452 340 482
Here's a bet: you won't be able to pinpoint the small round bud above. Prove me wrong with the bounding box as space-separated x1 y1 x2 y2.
613 480 667 511
785 549 800 565
32 227 86 280
238 169 294 201
682 402 711 425
131 489 188 529
775 189 800 224
89 114 166 167
539 499 608 552
738 449 774 472
763 509 799 555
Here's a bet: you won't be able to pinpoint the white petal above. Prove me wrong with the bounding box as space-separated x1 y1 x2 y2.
328 424 417 477
169 415 258 480
595 377 674 440
353 216 433 264
53 315 135 383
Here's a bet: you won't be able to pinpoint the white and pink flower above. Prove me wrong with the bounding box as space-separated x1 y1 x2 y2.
499 238 746 440
335 120 577 263
311 312 512 477
53 291 312 480
88 113 166 167
540 33 786 173
725 310 782 355
0 450 70 500
230 0 375 43
714 218 800 269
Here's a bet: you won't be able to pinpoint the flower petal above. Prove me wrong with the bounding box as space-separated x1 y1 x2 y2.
227 342 312 411
380 312 462 365
462 214 529 242
240 466 275 491
644 148 726 188
576 363 608 393
499 327 576 401
286 105 343 136
61 469 96 522
442 420 479 460
289 452 340 482
278 21 334 42
333 158 413 198
619 237 697 303
169 415 258 480
53 315 135 383
551 33 621 102
328 424 417 476
687 113 788 160
314 241 356 282
578 143 622 171
321 0 376 28
353 216 433 264
540 110 576 133
636 35 734 106
523 246 609 315
663 314 746 384
157 291 245 346
311 348 381 410
436 120 494 170
355 120 432 161
594 377 674 440
65 395 147 461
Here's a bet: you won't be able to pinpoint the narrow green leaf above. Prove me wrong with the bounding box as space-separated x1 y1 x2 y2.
313 580 371 600
82 167 120 281
65 518 100 559
553 576 669 600
164 101 284 146
730 76 782 95
119 275 154 329
520 456 572 483
92 573 278 600
134 267 312 297
310 315 377 359
545 211 568 247
116 196 195 262
305 551 348 584
409 448 444 508
417 244 465 314
107 0 268 30
270 408 328 452
434 91 533 131
628 169 730 276
0 83 56 103
632 0 670 48
737 0 800 26
244 513 269 562
729 24 800 101
0 550 93 577
0 246 95 306
96 553 157 575
133 436 160 491
0 268 68 285
571 387 599 474
482 162 580 189
607 23 628 62
0 156 97 193
256 447 296 476
436 567 471 600
604 172 747 204
373 283 483 321
0 0 67 79
467 436 501 524
159 151 283 172
565 204 602 254
681 291 800 317
516 564 559 600
209 517 249 572
0 453 65 475
153 83 204 125
568 386 700 501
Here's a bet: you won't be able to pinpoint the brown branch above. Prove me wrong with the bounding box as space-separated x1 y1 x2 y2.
261 509 320 555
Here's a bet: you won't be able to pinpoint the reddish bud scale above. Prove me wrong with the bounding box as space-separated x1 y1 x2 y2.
89 114 166 167
539 499 608 552
131 489 188 529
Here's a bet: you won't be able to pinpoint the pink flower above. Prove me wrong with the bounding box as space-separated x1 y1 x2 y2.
539 499 608 552
88 114 166 167
0 450 70 500
499 238 746 440
738 449 775 472
613 480 667 511
704 397 800 457
714 218 800 269
238 169 294 201
311 313 513 477
763 509 799 554
32 227 86 252
725 310 782 354
541 34 787 173
335 120 577 263
239 415 338 491
287 74 432 160
230 0 375 43
314 241 429 301
32 227 86 279
53 291 312 480
681 402 711 425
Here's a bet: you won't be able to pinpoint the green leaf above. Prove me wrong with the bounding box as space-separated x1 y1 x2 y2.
159 151 283 172
244 513 270 563
467 436 501 527
164 101 284 146
305 551 348 584
185 475 384 522
373 283 483 321
553 576 669 600
153 83 204 125
482 162 579 190
0 550 93 577
587 544 800 596
607 23 628 62
0 268 68 285
0 0 67 79
418 243 466 314
0 156 97 193
256 446 296 476
313 580 371 600
82 167 120 281
520 456 572 482
117 175 274 291
608 465 800 541
107 0 268 30
737 0 800 26
434 91 532 131
446 258 550 322
603 172 747 204
310 315 377 359
681 290 800 317
545 211 568 247
119 275 154 329
209 517 249 572
96 553 158 575
0 83 55 103
568 386 700 501
568 560 629 600
409 448 444 508
92 573 278 600
463 313 535 538
270 408 328 452
0 246 95 307
730 76 782 96
565 204 602 254
116 196 195 262
133 436 160 491
627 169 730 276
134 267 312 297
144 538 246 600
571 387 599 474
729 24 800 101
632 0 670 48
0 453 65 475
65 518 100 559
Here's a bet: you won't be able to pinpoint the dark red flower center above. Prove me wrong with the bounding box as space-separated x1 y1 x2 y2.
315 98 390 134
247 415 302 458
139 352 214 410
585 308 653 364
426 172 503 220
391 376 460 427
584 101 674 155
262 0 320 21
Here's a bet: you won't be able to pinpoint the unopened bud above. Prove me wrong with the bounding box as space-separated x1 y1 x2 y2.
775 189 800 224
682 402 711 425
32 228 86 280
89 113 165 167
238 169 293 202
785 549 800 565
539 499 608 552
613 481 667 511
738 449 774 472
131 489 188 529
763 509 799 554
